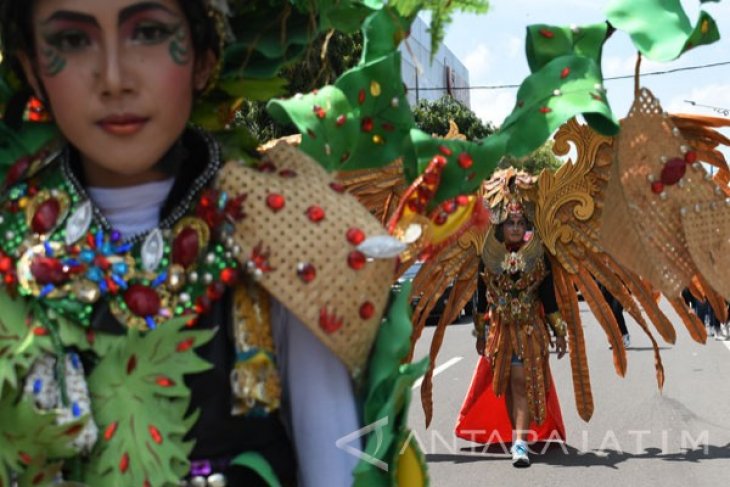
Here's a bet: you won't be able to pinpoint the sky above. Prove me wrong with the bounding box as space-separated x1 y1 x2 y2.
440 0 730 139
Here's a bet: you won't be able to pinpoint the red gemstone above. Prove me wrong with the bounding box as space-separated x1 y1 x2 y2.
266 193 286 212
407 199 424 213
358 89 366 104
439 145 453 156
684 150 698 164
660 157 686 185
434 212 448 225
297 263 316 283
127 355 137 375
336 114 347 126
423 172 439 185
123 285 161 317
456 195 470 206
195 295 211 315
86 329 96 345
279 169 297 178
539 28 554 38
119 453 129 473
348 251 366 270
32 327 48 336
651 181 665 194
346 228 365 245
382 122 395 132
457 153 473 169
561 67 571 79
0 256 12 273
329 182 346 193
94 256 110 272
176 338 195 353
257 161 277 173
539 106 552 114
19 451 33 465
220 267 240 286
432 155 447 168
313 105 326 119
30 257 67 285
361 117 374 132
340 152 351 163
32 473 45 485
200 190 217 208
148 425 163 444
31 198 60 234
64 424 83 437
5 157 30 187
4 273 17 286
207 282 226 301
156 376 175 387
442 200 457 214
359 301 375 320
319 306 343 334
306 205 326 223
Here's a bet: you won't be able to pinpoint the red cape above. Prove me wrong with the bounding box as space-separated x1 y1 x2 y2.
455 356 566 444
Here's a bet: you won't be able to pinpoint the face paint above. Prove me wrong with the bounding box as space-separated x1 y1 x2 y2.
40 45 66 75
169 23 190 65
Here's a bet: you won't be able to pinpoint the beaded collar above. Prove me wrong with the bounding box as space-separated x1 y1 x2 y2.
0 129 246 331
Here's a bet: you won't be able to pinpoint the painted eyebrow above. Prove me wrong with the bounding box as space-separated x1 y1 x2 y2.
119 2 180 24
41 11 99 27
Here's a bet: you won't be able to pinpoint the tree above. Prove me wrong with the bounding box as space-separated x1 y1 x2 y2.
236 31 363 142
412 95 496 141
497 139 563 175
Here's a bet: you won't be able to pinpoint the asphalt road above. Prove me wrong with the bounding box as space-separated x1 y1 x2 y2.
407 301 730 487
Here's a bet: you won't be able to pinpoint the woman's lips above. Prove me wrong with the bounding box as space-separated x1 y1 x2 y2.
97 114 149 136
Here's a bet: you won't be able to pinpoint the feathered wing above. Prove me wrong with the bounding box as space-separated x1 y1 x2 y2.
409 227 484 427
335 160 407 226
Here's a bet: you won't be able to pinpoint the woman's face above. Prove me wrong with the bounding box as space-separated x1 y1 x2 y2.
21 0 212 187
503 213 527 245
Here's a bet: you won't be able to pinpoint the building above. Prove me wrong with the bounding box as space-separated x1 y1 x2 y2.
399 17 471 108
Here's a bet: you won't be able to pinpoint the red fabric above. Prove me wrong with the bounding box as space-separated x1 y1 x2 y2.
455 356 566 444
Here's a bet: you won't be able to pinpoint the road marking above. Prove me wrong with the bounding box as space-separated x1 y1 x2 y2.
412 356 463 389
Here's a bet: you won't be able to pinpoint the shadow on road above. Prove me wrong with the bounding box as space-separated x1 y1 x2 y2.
426 442 730 468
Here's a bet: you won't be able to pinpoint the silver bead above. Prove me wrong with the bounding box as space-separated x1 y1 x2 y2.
391 97 399 108
710 202 718 210
725 198 730 206
324 144 332 156
552 89 561 96
715 186 724 196
594 83 605 92
207 474 227 487
694 203 702 212
5 230 14 240
659 191 668 200
680 144 690 154
647 174 656 183
203 273 213 284
224 251 232 260
0 215 4 225
570 24 580 34
232 245 241 256
660 155 669 163
190 477 207 487
680 207 688 216
672 127 680 137
225 236 234 248
678 179 686 188
205 253 216 265
179 292 191 303
189 271 199 283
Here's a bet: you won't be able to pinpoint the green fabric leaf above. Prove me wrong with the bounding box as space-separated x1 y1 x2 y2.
0 123 59 181
606 0 720 61
500 54 618 157
354 283 429 486
16 456 63 487
0 392 85 487
83 319 215 487
525 23 608 73
0 289 52 398
361 7 415 63
402 128 506 205
231 452 282 487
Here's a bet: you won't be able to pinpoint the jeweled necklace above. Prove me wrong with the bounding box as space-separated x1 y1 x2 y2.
0 132 246 332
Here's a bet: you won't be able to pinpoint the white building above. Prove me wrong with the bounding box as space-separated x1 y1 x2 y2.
399 17 471 108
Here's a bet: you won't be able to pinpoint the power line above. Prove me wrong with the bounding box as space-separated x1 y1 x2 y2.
408 60 730 92
684 100 730 117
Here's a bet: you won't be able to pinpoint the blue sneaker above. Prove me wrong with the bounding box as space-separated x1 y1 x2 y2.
510 441 530 467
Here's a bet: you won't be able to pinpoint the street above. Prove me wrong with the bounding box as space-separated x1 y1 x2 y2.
407 301 730 487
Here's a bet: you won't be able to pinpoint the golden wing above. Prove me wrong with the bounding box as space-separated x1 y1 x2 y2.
408 225 485 427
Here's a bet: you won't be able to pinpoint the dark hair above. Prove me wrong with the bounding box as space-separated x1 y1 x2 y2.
0 0 219 83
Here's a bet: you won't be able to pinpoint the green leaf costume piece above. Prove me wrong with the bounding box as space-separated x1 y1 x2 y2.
606 0 720 61
82 320 215 487
0 393 85 487
353 283 430 487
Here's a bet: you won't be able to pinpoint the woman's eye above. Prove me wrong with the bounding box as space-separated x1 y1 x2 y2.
133 23 175 43
45 30 90 52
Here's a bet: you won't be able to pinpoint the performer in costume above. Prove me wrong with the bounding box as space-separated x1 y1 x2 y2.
455 177 567 467
0 0 446 485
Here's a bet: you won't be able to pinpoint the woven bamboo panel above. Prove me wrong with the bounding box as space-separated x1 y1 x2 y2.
216 142 396 377
682 200 730 300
